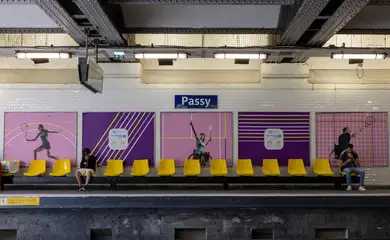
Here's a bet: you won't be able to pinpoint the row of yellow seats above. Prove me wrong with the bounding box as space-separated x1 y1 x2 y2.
99 158 335 177
20 159 227 177
237 158 335 176
21 159 148 177
19 158 337 177
142 158 335 177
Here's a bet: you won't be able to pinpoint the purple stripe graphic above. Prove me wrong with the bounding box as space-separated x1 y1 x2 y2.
83 112 155 165
238 112 310 166
118 113 154 161
240 112 309 116
97 112 133 163
102 112 141 164
122 114 155 161
239 126 309 128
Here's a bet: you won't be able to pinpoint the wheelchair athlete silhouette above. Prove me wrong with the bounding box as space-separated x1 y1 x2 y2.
188 121 212 167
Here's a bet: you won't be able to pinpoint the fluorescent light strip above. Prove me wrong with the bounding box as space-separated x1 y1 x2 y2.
214 53 268 60
15 52 71 59
331 53 386 60
134 53 187 59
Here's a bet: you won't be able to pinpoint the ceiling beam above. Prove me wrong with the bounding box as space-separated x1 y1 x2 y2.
34 0 86 45
278 0 330 45
0 28 64 33
308 0 371 46
72 0 125 45
107 0 294 4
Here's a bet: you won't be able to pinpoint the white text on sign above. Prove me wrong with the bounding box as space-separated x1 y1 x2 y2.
181 96 211 108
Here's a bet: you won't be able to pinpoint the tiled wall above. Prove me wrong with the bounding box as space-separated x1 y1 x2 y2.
0 64 389 184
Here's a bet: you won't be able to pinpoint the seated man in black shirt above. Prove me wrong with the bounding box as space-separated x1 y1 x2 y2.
339 144 366 192
76 148 97 191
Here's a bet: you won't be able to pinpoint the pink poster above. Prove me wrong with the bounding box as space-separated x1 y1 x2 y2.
161 112 233 166
316 112 388 167
4 112 77 166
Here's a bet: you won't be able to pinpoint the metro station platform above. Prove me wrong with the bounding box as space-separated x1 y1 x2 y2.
2 188 390 209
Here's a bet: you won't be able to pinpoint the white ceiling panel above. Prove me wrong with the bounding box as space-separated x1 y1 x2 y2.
344 6 390 29
121 5 281 29
0 4 58 28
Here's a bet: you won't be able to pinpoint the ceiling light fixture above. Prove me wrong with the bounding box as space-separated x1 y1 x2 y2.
331 53 386 60
134 53 187 59
15 52 71 59
214 53 268 60
114 52 125 56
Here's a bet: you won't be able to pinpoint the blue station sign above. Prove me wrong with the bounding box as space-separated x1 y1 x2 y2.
175 95 218 109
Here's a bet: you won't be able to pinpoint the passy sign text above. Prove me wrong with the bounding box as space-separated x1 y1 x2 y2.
175 95 218 109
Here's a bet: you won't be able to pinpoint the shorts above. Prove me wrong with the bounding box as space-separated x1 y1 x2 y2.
77 168 94 176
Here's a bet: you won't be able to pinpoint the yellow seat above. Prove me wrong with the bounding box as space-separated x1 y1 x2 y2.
50 159 71 176
158 159 176 176
24 160 46 176
236 159 254 176
210 159 228 176
314 159 334 176
262 159 280 176
184 159 200 176
104 159 124 177
288 159 307 176
339 160 359 177
131 159 149 176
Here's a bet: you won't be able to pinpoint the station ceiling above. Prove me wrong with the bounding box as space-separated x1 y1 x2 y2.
0 0 389 63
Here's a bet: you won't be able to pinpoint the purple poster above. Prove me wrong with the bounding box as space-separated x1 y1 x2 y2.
4 112 77 166
83 112 155 165
238 112 310 166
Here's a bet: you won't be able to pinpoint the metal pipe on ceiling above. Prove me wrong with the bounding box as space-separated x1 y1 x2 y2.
279 0 330 45
73 0 125 45
34 0 86 45
308 0 372 46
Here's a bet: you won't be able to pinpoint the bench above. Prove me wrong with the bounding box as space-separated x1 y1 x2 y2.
1 174 358 191
0 159 359 191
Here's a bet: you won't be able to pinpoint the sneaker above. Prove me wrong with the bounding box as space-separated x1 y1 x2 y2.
346 185 352 191
78 186 85 191
358 186 366 192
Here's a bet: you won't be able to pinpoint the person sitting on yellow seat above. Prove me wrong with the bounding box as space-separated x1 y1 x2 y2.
75 148 97 191
340 144 366 192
